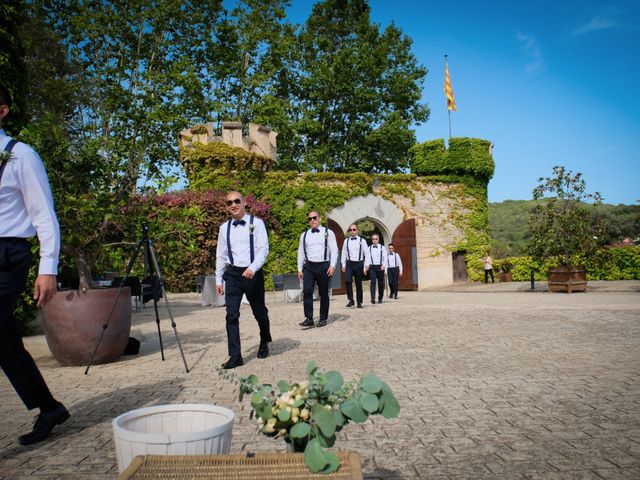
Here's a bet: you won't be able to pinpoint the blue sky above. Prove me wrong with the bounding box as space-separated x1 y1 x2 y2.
283 0 640 205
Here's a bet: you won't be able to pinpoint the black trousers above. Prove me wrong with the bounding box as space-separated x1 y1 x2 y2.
0 238 56 411
484 269 494 283
369 265 385 301
345 260 364 304
302 262 330 321
387 267 400 298
222 267 272 357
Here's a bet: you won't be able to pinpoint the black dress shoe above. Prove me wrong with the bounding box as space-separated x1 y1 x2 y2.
346 300 354 307
257 342 269 359
299 318 314 327
357 303 363 309
378 298 383 304
371 299 376 304
19 403 70 445
221 356 244 369
316 319 327 327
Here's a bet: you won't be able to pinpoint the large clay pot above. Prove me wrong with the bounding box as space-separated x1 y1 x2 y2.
41 288 132 366
548 266 587 293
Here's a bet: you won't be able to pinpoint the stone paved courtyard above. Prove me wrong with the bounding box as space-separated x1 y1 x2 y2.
1 281 639 479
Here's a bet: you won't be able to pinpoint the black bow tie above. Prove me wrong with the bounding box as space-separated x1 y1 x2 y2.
350 237 357 241
232 219 246 226
311 228 320 233
372 245 378 248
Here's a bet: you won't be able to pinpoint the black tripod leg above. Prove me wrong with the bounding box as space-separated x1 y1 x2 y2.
152 294 165 361
85 239 143 375
148 243 190 373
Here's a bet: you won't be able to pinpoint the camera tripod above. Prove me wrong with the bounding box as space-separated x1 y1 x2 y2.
85 223 190 374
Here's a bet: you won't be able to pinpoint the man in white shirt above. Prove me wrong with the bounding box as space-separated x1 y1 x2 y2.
297 211 338 328
367 234 387 304
0 85 70 445
341 224 369 308
215 191 272 369
385 243 403 299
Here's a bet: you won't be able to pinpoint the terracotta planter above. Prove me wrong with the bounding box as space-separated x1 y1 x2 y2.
547 266 587 293
41 288 132 366
499 272 513 282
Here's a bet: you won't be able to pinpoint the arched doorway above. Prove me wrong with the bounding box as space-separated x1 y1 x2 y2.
392 219 418 291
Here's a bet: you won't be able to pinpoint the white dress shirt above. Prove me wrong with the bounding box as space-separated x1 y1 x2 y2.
341 236 370 269
367 244 387 267
215 214 269 284
297 226 339 271
0 130 60 275
385 252 403 274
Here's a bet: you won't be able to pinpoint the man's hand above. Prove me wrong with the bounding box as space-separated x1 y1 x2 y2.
364 268 368 275
327 266 335 277
216 285 224 296
242 268 255 279
34 274 57 308
341 266 346 273
399 272 403 277
297 271 303 281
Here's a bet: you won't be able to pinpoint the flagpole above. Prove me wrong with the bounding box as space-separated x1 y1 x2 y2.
445 55 451 138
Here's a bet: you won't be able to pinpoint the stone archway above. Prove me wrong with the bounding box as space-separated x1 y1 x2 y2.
327 194 418 292
327 194 404 242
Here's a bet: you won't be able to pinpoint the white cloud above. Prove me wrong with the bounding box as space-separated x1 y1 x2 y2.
516 31 546 76
572 16 618 36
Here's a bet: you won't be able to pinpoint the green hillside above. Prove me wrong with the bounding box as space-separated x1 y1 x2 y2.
489 200 640 257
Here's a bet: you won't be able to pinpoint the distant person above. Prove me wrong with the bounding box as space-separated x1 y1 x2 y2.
483 252 494 283
0 85 70 445
341 224 369 308
367 234 387 304
385 243 403 299
215 191 272 369
297 211 338 328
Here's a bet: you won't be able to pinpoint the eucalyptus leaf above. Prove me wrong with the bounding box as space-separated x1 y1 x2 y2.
359 392 379 413
360 374 383 393
306 361 318 376
324 371 344 393
259 404 273 420
341 398 368 423
277 380 290 393
380 389 401 418
277 408 291 421
311 404 336 437
322 451 340 474
304 438 329 473
290 421 311 439
316 429 336 448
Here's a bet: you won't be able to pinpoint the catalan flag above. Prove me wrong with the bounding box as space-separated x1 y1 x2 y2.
444 62 456 111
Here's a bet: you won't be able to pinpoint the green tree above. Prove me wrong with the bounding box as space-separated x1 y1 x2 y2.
527 166 604 265
0 0 28 132
32 0 228 289
291 0 429 173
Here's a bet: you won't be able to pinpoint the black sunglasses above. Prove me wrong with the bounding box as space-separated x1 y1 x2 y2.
308 215 318 221
226 198 242 206
349 228 357 232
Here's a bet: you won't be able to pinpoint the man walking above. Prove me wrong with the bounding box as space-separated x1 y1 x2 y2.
367 234 387 304
297 212 338 328
216 191 272 369
0 85 70 445
341 224 369 308
385 243 403 299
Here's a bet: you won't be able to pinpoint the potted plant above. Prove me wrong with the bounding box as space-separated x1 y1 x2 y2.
527 166 603 293
498 260 513 282
222 362 400 474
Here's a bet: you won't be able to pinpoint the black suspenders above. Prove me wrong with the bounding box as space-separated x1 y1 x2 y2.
226 215 255 266
303 226 328 262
